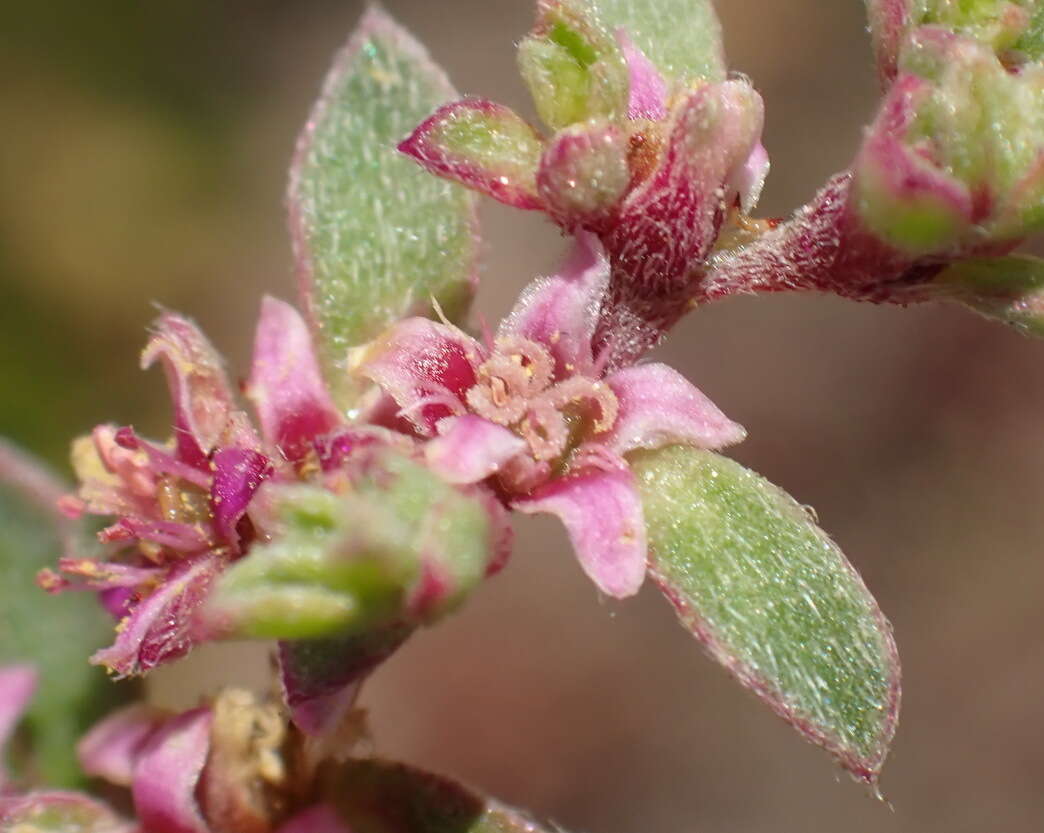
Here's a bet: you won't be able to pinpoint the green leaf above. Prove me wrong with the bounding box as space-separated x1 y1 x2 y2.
206 452 497 641
289 7 480 407
932 254 1044 335
588 0 726 82
518 0 630 129
631 446 900 786
0 442 132 787
323 759 564 833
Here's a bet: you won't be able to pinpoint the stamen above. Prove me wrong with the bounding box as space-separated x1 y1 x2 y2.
543 376 620 434
520 399 569 461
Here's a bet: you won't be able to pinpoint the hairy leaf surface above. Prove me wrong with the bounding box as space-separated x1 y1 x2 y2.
632 445 900 784
289 8 479 406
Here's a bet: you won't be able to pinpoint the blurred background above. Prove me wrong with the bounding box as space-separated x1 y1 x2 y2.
3 1 1044 831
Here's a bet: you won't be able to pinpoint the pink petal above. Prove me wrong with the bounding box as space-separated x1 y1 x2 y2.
132 708 212 833
0 666 36 785
425 416 527 485
733 141 770 215
600 363 746 455
276 805 351 833
616 29 668 121
513 462 646 598
357 318 484 436
91 556 222 677
142 312 236 467
398 99 545 210
248 297 343 463
210 448 272 548
78 704 166 788
498 233 610 379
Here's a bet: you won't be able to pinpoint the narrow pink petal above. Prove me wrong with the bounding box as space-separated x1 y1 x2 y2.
398 99 545 210
425 416 527 485
733 141 770 215
78 704 166 788
0 666 36 784
112 428 211 490
248 297 342 462
142 312 235 466
276 805 351 833
356 318 484 436
210 448 272 548
600 363 745 455
513 463 646 598
615 29 668 121
132 708 212 833
91 556 222 677
498 233 609 379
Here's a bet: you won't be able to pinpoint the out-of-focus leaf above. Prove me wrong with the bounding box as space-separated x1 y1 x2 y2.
288 7 479 407
932 254 1044 335
0 792 128 833
517 0 630 129
205 452 497 641
0 442 131 787
322 759 564 833
631 445 900 786
589 0 725 82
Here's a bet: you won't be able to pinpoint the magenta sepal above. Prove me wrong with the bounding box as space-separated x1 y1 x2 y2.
131 708 212 833
210 448 272 549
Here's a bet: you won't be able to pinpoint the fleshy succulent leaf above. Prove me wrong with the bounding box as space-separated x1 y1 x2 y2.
518 0 630 129
587 0 726 83
289 6 479 407
321 759 565 833
398 100 546 210
536 120 631 226
631 445 900 785
0 440 132 787
205 452 499 641
931 253 1044 334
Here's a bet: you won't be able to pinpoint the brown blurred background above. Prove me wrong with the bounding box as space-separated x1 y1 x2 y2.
4 1 1044 831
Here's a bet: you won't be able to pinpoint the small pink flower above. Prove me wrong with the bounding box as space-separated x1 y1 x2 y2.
38 298 357 677
358 234 745 598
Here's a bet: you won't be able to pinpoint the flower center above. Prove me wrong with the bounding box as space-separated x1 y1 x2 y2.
465 337 619 470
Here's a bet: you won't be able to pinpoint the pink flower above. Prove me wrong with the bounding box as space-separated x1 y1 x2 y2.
357 234 745 598
39 298 353 677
